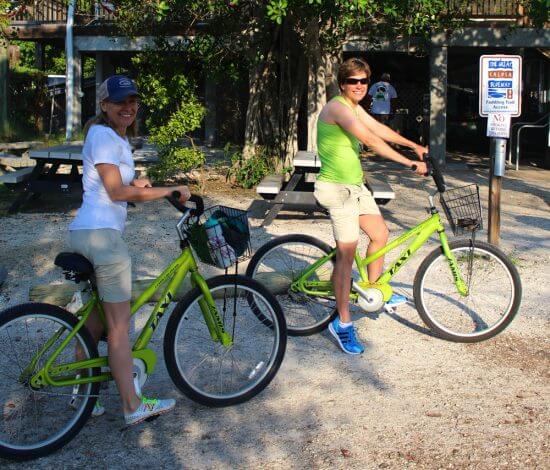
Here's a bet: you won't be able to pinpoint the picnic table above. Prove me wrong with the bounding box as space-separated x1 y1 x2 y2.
6 143 158 213
257 151 395 227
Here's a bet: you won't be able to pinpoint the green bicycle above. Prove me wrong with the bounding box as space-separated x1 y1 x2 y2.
247 155 522 341
0 194 287 461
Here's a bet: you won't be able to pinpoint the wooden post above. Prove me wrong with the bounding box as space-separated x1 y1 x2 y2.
488 138 506 245
0 40 8 138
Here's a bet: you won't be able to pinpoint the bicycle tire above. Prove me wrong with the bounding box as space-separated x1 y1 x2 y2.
246 234 337 336
413 240 522 342
0 303 100 461
164 275 286 407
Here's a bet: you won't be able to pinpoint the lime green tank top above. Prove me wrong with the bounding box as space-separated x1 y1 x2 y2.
316 95 363 185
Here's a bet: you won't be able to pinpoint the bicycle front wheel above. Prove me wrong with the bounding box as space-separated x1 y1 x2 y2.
164 275 286 407
0 303 100 461
413 240 522 342
246 234 337 336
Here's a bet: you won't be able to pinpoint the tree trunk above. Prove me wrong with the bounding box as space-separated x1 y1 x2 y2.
306 19 326 153
325 52 341 100
242 63 262 159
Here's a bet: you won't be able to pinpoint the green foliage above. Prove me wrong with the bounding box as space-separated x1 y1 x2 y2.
3 66 48 139
0 1 10 30
227 146 276 189
8 42 95 77
132 49 206 181
148 146 205 181
524 0 550 27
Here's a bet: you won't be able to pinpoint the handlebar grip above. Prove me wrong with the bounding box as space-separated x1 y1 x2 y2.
166 191 188 213
165 191 205 216
425 154 446 193
188 194 204 217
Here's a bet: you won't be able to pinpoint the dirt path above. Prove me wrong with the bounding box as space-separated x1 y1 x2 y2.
0 162 548 468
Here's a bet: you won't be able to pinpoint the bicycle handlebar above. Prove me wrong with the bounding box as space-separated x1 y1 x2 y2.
425 154 446 193
411 154 446 193
165 192 205 217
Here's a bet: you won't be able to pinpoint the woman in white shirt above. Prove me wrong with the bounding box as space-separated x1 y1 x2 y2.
70 75 189 425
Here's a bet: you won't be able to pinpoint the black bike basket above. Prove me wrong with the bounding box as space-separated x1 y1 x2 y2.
440 184 483 235
186 205 251 269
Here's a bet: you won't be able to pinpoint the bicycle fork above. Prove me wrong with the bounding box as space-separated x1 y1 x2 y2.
192 273 233 347
439 230 469 296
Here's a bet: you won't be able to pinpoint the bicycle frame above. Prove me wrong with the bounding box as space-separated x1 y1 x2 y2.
26 245 232 390
290 211 468 302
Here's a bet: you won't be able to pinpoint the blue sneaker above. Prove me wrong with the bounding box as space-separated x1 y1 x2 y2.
328 318 365 355
386 292 408 307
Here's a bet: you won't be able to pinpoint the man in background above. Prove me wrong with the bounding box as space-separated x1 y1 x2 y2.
366 73 397 125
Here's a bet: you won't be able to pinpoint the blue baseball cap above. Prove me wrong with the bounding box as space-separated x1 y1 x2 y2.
98 75 139 103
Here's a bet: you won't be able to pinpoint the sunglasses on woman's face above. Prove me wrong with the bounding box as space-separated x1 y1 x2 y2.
344 78 369 85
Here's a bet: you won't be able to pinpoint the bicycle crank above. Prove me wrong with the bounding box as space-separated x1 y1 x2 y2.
353 282 385 312
133 358 148 396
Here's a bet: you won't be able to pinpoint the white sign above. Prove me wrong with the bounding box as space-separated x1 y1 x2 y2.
479 55 522 117
487 113 512 138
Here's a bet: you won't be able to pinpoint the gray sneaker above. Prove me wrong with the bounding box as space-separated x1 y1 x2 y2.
124 397 176 426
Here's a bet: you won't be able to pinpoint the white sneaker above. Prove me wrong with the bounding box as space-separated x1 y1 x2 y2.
124 397 176 426
92 399 105 417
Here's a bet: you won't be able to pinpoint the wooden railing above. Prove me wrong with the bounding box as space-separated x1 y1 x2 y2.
448 0 522 19
7 0 526 25
7 0 116 24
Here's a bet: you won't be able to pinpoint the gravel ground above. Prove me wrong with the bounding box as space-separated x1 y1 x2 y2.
0 160 548 469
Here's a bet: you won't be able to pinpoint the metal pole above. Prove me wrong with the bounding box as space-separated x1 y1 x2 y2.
488 138 506 245
65 0 76 141
0 40 9 138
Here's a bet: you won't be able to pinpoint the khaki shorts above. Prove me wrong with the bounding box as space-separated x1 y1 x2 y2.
69 229 132 303
314 180 381 243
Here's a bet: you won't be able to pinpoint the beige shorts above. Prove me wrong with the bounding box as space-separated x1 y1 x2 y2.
69 229 132 303
314 180 381 243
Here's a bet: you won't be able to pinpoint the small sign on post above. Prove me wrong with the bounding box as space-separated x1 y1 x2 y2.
479 55 522 246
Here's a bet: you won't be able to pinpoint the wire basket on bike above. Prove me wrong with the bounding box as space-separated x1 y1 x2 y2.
440 184 482 235
186 205 251 269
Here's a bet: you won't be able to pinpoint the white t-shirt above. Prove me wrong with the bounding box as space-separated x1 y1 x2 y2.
70 125 135 232
368 81 397 115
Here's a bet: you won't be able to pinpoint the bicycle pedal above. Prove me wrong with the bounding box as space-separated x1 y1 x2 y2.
384 304 397 314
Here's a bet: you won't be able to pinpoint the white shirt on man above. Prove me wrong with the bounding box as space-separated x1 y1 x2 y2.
70 124 135 233
368 81 397 115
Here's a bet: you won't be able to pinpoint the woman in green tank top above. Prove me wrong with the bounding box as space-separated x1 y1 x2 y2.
314 57 428 355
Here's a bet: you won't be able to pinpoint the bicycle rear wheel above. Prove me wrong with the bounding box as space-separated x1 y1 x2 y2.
164 275 286 407
0 303 100 461
413 240 522 342
246 234 337 336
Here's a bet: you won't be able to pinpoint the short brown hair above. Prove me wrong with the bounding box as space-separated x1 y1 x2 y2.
337 58 371 90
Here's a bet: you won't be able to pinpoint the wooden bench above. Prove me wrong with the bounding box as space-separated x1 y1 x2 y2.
257 150 395 225
0 167 35 184
257 173 395 204
256 174 284 200
0 153 36 169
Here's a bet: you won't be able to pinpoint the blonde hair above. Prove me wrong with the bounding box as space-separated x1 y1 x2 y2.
83 105 138 139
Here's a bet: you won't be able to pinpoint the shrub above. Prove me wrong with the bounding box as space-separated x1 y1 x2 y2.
132 50 206 182
3 66 48 139
227 146 276 189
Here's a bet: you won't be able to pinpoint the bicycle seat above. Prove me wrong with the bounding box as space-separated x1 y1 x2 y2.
54 252 94 283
